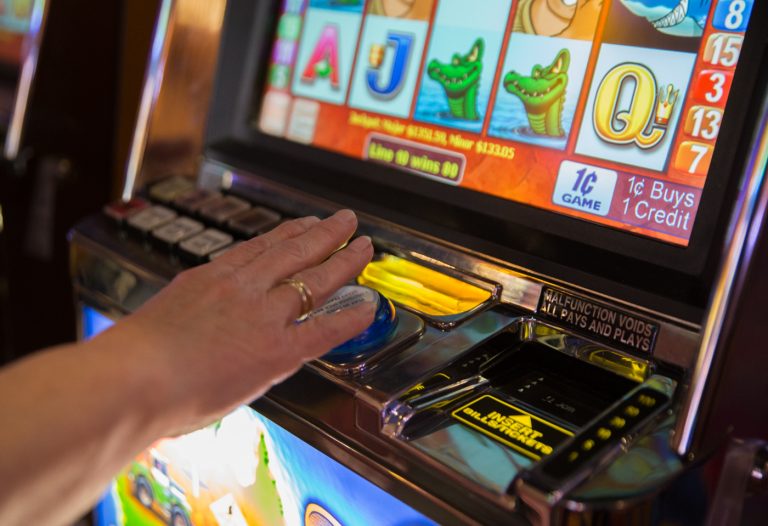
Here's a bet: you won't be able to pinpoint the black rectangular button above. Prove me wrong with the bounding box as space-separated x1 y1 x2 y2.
152 217 204 247
149 176 196 203
179 228 233 261
228 207 281 237
199 196 250 224
173 188 221 214
126 205 177 234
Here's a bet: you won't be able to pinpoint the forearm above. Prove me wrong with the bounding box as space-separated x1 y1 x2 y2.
0 327 173 526
0 211 375 525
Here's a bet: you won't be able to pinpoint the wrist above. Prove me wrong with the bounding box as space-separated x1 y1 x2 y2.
85 320 184 441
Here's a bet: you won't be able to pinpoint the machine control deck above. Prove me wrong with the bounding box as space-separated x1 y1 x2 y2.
91 177 679 515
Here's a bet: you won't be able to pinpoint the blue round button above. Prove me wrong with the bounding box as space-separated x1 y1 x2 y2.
314 285 398 363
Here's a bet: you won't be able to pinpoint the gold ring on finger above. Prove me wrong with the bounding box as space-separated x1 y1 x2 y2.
279 278 314 321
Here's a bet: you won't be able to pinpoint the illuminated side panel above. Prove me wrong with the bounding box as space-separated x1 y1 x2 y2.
83 306 436 526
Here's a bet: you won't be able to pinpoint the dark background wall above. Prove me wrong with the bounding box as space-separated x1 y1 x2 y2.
0 0 160 364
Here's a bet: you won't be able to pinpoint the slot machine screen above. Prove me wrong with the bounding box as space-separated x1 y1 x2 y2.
254 0 755 248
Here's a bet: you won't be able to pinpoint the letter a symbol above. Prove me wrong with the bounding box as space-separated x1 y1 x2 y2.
301 24 341 88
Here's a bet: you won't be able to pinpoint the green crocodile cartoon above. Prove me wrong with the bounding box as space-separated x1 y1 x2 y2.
427 39 484 121
503 48 570 137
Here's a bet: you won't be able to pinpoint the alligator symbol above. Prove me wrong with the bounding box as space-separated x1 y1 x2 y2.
503 48 569 137
427 39 484 121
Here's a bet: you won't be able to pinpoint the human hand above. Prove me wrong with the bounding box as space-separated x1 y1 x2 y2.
97 209 375 436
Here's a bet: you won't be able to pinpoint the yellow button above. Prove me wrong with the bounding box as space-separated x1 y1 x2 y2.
357 255 491 316
625 406 640 417
596 427 612 440
582 439 595 451
609 416 626 429
638 394 657 407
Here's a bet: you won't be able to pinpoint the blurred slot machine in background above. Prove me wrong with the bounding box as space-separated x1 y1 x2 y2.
0 0 34 136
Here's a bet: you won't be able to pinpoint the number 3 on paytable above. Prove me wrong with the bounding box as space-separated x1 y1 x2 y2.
712 0 753 33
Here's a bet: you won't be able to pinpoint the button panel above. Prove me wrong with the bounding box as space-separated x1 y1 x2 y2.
105 181 292 263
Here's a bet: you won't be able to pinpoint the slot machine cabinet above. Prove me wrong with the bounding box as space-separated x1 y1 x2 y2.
120 0 226 198
71 0 768 524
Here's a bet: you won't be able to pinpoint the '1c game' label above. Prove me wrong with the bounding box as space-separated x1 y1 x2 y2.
538 287 659 353
451 395 573 461
553 161 618 217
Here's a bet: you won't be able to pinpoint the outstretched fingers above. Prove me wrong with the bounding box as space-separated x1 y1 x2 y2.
268 235 374 324
210 215 321 270
243 209 360 288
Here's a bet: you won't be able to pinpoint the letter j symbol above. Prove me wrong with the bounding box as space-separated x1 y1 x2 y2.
367 32 414 99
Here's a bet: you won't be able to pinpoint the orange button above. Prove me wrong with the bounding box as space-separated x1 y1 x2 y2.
674 142 714 176
683 106 722 140
692 70 733 105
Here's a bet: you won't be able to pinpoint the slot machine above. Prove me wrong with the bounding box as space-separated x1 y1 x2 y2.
0 0 41 151
71 0 768 524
